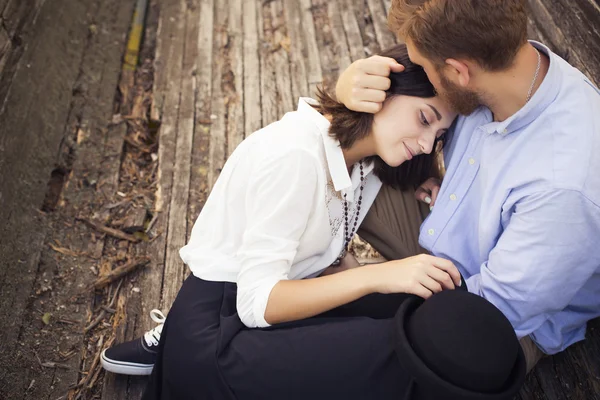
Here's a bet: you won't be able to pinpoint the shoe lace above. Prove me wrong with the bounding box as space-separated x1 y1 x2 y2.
143 309 167 347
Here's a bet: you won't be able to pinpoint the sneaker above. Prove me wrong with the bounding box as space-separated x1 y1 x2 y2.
101 309 166 375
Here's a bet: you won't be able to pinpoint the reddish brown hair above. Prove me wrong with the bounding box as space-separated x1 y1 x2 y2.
315 44 445 190
388 0 529 71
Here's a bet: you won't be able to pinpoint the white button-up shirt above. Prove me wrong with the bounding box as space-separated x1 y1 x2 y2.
180 98 382 328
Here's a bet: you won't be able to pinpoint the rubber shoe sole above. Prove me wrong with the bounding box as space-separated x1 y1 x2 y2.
101 349 154 376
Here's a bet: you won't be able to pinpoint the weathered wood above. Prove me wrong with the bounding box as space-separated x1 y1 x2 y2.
79 218 140 242
150 0 180 121
283 0 309 103
325 0 352 74
161 0 196 310
311 0 349 91
258 0 279 126
526 0 594 83
207 0 228 190
382 0 392 17
0 25 9 77
366 0 396 50
187 0 214 239
338 0 365 63
242 0 262 137
270 0 294 116
1 0 45 38
91 258 150 290
121 206 148 233
527 0 600 85
226 0 244 155
352 0 380 56
299 0 323 96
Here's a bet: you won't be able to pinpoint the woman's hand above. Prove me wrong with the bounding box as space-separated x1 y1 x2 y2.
366 254 461 299
415 177 442 208
335 56 405 113
320 252 361 276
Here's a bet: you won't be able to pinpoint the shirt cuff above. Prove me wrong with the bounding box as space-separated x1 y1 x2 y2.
465 273 482 296
251 277 285 328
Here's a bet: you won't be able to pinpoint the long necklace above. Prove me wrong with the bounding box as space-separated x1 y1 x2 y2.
526 49 542 103
333 161 364 266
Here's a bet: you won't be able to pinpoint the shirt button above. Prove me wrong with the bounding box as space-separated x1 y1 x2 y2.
428 228 435 236
468 158 475 165
450 194 457 201
503 129 508 134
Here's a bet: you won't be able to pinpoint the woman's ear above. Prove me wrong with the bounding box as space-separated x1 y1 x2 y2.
445 58 471 88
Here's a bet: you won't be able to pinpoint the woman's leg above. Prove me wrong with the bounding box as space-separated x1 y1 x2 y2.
357 184 430 260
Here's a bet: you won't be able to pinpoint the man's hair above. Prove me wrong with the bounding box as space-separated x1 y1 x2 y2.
388 0 529 71
315 44 444 190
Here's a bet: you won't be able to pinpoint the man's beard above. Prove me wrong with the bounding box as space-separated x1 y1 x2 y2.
438 73 481 115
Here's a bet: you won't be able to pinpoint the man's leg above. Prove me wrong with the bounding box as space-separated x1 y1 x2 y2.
358 185 430 260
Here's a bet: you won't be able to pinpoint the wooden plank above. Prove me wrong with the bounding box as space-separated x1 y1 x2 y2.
160 0 193 311
226 0 244 155
242 0 261 137
270 1 294 116
299 0 322 95
283 0 309 103
149 0 179 121
207 0 228 190
187 0 214 239
382 0 391 17
338 0 365 63
352 0 380 56
258 0 279 126
527 0 600 85
1 0 45 38
366 0 395 50
526 0 594 84
0 25 9 77
310 0 350 91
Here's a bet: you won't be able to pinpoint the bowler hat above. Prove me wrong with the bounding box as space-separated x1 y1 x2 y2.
394 290 526 399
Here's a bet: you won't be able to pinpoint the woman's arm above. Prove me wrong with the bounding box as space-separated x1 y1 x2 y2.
265 254 461 325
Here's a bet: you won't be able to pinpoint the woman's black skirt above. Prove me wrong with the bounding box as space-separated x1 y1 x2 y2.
142 275 413 400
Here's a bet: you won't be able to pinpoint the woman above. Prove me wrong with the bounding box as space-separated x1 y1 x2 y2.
103 43 461 383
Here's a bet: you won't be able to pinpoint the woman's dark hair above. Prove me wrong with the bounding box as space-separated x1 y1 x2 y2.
315 43 445 189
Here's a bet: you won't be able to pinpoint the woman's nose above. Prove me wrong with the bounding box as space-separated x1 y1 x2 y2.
418 133 435 154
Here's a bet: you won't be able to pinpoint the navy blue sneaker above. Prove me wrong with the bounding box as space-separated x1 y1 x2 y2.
101 309 166 375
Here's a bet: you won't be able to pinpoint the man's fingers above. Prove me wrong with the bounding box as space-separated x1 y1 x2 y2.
353 87 386 103
359 56 402 76
358 74 391 91
354 101 383 114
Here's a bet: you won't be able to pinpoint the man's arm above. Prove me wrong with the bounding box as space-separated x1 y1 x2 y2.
465 189 600 351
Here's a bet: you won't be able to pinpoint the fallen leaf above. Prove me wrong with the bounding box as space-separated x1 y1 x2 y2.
42 313 52 325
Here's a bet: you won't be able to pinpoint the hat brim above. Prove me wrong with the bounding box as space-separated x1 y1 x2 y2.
394 296 527 400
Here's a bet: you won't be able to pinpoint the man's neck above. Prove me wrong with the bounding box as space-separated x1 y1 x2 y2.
479 43 550 122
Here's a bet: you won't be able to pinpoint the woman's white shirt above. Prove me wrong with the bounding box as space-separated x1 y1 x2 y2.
179 98 382 328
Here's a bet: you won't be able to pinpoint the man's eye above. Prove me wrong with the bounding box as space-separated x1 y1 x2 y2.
420 110 430 126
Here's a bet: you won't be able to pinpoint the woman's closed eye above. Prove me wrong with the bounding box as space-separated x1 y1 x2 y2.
419 110 430 127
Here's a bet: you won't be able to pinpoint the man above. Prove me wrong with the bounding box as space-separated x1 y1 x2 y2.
347 0 600 372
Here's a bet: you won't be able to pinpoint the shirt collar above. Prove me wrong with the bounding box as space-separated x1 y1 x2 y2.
296 97 374 202
485 41 561 136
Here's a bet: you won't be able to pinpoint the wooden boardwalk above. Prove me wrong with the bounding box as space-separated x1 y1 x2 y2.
97 0 599 398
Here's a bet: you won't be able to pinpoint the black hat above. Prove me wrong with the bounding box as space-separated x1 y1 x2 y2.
394 290 526 400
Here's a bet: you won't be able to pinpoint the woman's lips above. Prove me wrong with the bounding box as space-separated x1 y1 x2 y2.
404 143 414 160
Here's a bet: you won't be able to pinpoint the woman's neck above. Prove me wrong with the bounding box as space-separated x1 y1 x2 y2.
342 137 376 171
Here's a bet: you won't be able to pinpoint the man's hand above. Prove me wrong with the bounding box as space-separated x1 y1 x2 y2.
415 177 442 208
335 56 405 113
